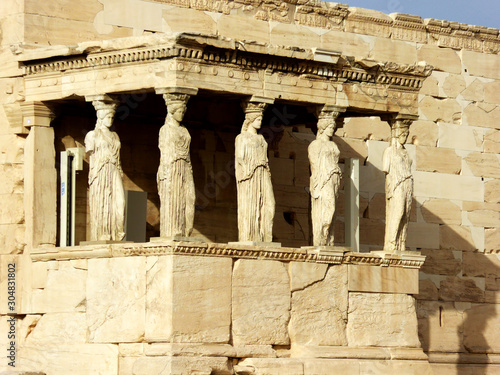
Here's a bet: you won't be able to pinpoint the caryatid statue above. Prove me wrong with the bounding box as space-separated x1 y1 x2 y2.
383 117 414 252
157 92 196 238
308 107 342 247
235 100 275 242
84 96 126 241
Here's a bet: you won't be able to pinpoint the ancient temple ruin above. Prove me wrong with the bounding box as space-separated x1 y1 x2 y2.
0 1 499 374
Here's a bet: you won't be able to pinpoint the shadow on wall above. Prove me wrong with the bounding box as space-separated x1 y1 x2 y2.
416 222 499 374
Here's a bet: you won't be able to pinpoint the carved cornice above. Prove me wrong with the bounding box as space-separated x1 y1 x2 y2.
30 241 426 269
22 34 432 92
130 0 500 54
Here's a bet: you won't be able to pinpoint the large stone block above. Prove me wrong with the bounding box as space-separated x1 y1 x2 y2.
0 134 24 163
417 44 462 74
464 103 500 130
485 227 500 253
17 344 118 375
24 13 132 45
0 223 25 254
465 152 500 179
321 30 372 59
439 277 484 303
129 356 232 375
442 74 466 98
289 265 347 346
407 222 440 249
463 252 500 277
417 300 465 353
420 249 461 276
440 225 477 251
30 261 86 314
347 293 420 348
336 136 368 161
416 146 461 174
420 198 462 225
484 129 500 154
343 117 390 142
236 358 303 375
419 97 461 124
464 304 500 353
438 122 483 152
232 259 290 346
463 50 500 80
162 6 216 34
408 120 438 147
461 79 485 103
370 37 418 66
25 313 87 345
0 163 23 195
270 23 319 49
0 193 23 224
25 0 103 22
417 278 438 300
420 75 440 97
348 265 419 294
219 14 270 43
413 171 483 202
87 257 146 343
146 255 232 343
359 218 385 246
484 80 500 105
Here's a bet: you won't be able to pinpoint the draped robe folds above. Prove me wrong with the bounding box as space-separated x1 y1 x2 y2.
308 139 341 246
235 132 275 242
85 128 125 241
383 144 413 252
157 122 195 237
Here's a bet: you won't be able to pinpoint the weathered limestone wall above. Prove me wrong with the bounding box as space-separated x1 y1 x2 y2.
0 243 430 374
0 0 499 373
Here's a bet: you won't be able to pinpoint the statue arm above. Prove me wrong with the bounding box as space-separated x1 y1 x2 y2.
235 135 249 182
84 131 95 155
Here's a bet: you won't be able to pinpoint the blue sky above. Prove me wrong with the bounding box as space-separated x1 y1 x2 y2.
331 0 500 29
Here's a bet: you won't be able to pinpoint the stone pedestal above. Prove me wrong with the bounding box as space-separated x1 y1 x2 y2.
17 242 433 374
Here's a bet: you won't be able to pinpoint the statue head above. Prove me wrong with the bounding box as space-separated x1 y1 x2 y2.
317 110 340 139
93 100 118 129
241 102 266 133
391 118 412 145
164 93 190 124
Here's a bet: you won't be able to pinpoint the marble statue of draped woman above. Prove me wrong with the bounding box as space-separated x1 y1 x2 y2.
235 103 275 242
308 112 341 246
157 93 195 237
383 122 413 252
84 100 125 241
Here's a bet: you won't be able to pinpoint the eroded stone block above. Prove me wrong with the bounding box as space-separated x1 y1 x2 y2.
87 257 146 343
146 255 232 343
348 265 419 294
464 303 500 353
421 199 462 225
417 300 465 353
232 259 290 346
347 293 420 348
289 265 347 346
416 146 461 174
30 261 86 314
439 276 484 303
18 343 118 375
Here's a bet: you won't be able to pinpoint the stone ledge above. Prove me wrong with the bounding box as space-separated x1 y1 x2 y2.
31 241 425 268
291 345 428 361
427 352 500 364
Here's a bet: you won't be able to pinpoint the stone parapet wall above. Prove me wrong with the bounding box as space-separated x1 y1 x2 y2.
0 243 431 374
